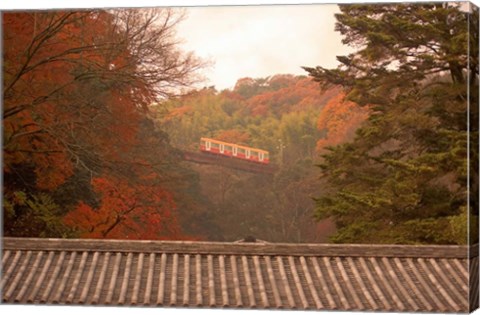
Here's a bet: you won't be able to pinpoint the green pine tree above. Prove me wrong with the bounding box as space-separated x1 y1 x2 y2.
304 3 478 244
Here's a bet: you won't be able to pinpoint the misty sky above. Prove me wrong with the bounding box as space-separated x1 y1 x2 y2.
177 4 352 90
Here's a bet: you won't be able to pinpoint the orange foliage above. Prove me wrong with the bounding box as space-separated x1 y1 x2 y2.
63 176 184 240
3 11 146 191
243 77 338 116
164 105 192 121
4 10 197 241
315 92 369 152
215 129 250 145
220 90 245 101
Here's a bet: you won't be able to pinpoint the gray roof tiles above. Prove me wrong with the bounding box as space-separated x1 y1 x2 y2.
1 237 478 313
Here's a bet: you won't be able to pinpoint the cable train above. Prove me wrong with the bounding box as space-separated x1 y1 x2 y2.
200 137 270 164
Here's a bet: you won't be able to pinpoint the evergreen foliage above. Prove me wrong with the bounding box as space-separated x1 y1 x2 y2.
304 3 478 244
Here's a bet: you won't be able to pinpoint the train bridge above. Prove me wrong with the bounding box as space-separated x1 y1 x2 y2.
182 151 278 174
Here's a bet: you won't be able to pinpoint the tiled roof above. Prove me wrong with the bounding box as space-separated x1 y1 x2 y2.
1 237 478 313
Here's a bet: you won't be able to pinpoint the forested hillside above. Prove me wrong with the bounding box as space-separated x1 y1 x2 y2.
157 74 368 242
4 4 476 245
2 8 366 242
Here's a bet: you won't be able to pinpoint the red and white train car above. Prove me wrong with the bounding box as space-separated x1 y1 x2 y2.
200 137 270 164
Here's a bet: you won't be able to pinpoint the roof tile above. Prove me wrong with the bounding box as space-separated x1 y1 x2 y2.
1 237 477 313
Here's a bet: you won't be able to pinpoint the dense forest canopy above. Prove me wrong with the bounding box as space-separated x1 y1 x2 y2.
157 74 366 242
2 8 361 241
304 3 478 244
3 3 477 245
3 9 204 239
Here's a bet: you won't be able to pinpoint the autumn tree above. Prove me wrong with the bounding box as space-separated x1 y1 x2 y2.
241 75 339 117
63 176 182 239
3 9 204 238
304 3 478 244
315 92 369 152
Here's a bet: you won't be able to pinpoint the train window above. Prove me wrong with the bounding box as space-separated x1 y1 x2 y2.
237 147 246 154
201 139 206 145
225 145 232 152
211 142 220 149
251 151 259 157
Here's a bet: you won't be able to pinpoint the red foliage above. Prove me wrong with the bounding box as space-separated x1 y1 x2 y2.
220 90 245 101
243 77 338 116
64 176 185 240
3 12 146 190
315 92 370 152
4 11 190 241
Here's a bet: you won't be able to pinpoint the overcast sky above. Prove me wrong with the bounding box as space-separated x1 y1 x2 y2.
176 4 352 90
2 1 476 91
